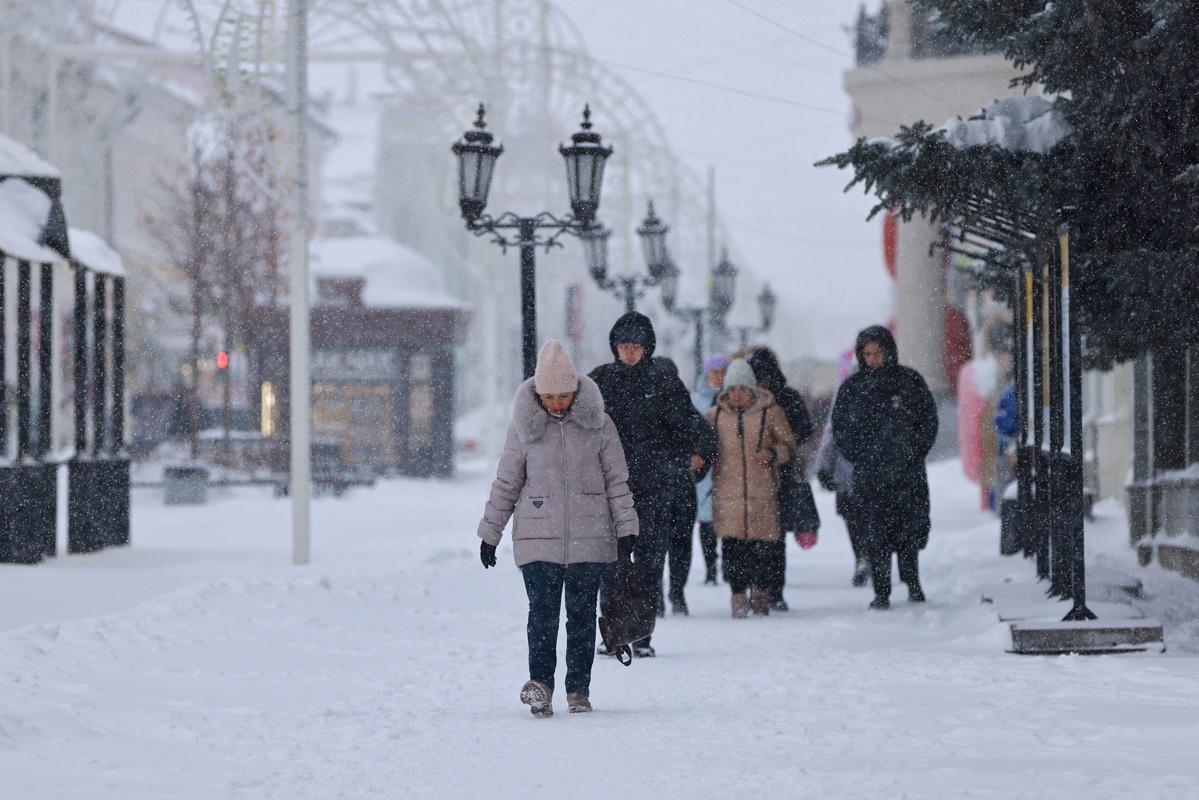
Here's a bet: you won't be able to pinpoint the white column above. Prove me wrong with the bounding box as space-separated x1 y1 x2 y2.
894 217 948 394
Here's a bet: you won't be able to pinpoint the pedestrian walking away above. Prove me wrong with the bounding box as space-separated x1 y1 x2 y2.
477 340 639 716
690 353 730 586
704 358 799 617
831 326 938 611
747 347 815 611
590 312 716 656
815 390 871 587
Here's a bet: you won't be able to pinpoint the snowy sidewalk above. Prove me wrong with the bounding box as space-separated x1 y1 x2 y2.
0 460 1197 798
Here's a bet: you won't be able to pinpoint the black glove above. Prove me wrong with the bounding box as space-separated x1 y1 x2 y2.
817 467 837 493
617 535 636 563
480 541 497 569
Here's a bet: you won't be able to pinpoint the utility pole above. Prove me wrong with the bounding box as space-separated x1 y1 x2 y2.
286 0 311 566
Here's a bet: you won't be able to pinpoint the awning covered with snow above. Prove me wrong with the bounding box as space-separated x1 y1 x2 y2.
310 235 468 310
0 134 70 262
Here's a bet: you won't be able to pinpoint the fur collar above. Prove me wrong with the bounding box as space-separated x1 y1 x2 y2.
511 374 606 444
715 387 777 415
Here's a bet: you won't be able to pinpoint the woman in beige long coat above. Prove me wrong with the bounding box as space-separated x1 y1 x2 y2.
704 358 798 617
478 340 638 717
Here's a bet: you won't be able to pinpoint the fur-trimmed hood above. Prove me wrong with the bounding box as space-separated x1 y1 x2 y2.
511 374 606 444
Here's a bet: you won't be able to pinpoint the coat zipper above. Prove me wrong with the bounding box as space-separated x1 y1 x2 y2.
738 409 749 540
558 418 570 564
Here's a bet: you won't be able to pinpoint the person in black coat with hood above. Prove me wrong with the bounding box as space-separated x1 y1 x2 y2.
590 312 717 656
746 347 814 611
832 325 938 610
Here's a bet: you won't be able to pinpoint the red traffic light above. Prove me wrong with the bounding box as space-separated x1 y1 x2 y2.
216 351 229 370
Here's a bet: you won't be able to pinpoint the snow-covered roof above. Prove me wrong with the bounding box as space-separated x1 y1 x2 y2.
0 134 60 178
309 236 468 310
0 178 65 262
69 228 127 276
937 97 1073 154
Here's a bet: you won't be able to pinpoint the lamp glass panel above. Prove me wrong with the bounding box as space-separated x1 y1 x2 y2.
582 231 607 279
570 153 596 203
588 156 607 205
459 151 479 202
661 272 678 309
476 152 496 204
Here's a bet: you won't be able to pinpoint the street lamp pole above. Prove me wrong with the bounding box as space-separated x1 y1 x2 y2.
582 200 670 314
453 105 612 380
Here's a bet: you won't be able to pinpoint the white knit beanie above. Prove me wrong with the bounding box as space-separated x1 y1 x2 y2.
534 340 579 394
723 358 757 391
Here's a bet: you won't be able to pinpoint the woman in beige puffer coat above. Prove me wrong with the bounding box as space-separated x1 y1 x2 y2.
703 358 798 617
478 340 638 717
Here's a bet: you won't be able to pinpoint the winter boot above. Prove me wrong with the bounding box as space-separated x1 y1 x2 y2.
567 693 593 714
520 680 553 718
869 595 890 611
768 590 789 613
668 587 689 616
852 560 870 587
751 588 771 616
731 592 750 618
907 582 926 603
632 642 656 658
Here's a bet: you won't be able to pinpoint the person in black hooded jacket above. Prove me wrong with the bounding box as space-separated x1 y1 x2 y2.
832 325 938 610
590 312 717 656
746 347 814 611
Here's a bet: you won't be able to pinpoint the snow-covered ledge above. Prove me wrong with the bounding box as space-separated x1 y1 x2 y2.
68 227 127 276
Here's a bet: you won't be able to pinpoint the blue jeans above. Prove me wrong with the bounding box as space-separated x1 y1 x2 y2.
520 561 607 696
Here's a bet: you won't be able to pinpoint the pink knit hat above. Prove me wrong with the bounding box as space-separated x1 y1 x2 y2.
534 340 578 394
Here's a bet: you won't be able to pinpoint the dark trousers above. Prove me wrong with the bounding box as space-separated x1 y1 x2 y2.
860 492 924 599
837 493 868 564
764 539 786 594
665 485 698 605
721 538 775 594
521 561 607 696
698 521 718 575
867 544 920 599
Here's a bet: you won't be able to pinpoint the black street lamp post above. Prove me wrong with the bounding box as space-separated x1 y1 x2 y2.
583 200 671 313
453 104 612 379
709 248 738 335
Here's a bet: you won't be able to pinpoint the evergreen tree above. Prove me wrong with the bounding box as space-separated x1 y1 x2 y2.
820 0 1199 367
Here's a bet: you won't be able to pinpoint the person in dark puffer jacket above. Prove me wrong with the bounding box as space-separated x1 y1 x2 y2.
832 326 938 611
589 312 716 657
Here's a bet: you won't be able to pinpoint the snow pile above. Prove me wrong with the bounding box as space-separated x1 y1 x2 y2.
310 235 468 309
0 177 63 262
938 96 1074 154
69 227 127 276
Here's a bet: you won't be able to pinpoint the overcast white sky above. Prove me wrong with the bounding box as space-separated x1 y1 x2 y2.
548 0 892 357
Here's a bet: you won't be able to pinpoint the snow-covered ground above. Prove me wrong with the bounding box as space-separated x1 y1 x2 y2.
1 459 1197 799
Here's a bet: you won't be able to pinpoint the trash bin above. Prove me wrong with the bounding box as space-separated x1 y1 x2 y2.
164 464 209 505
